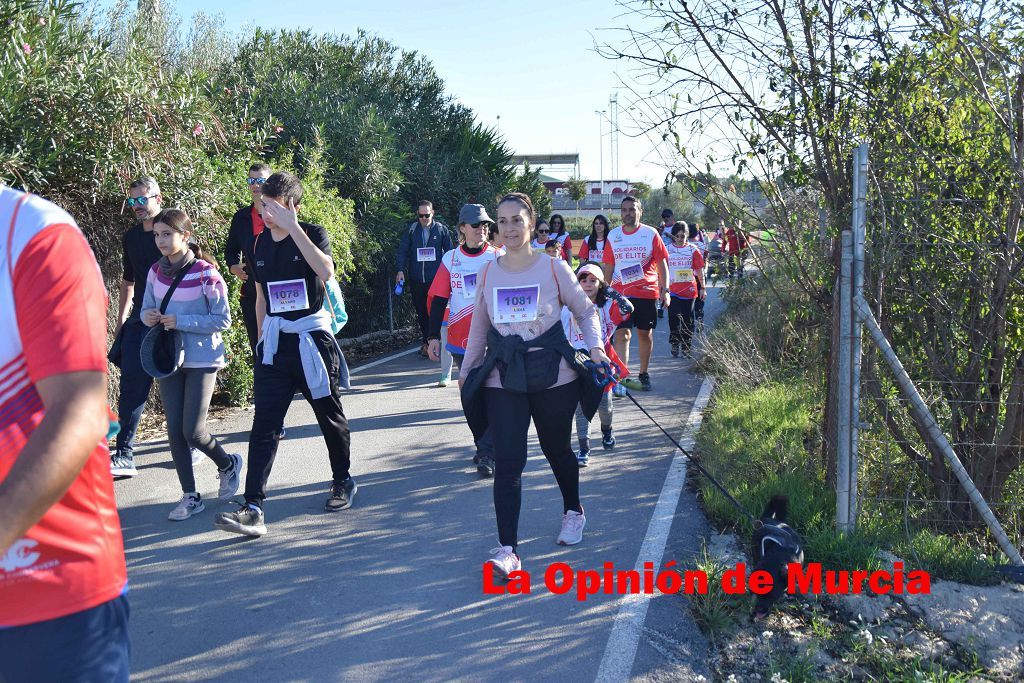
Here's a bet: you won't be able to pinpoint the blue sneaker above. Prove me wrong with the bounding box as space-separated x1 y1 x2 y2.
577 449 590 467
601 427 616 450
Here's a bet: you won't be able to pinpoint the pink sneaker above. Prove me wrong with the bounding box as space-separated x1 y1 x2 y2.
486 545 522 579
557 509 586 546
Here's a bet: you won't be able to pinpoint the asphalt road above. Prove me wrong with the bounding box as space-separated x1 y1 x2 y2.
115 281 728 682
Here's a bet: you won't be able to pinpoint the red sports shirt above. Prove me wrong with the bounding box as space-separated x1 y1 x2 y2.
0 187 127 627
600 223 669 299
427 245 500 354
666 243 705 299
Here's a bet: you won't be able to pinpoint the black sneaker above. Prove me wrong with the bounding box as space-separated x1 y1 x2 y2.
477 455 495 477
577 449 591 467
639 372 652 391
110 451 137 478
472 453 482 465
601 427 616 450
325 478 358 512
214 503 266 537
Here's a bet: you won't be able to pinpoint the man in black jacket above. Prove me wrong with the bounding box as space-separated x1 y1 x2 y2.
223 162 272 360
110 176 164 478
395 200 454 355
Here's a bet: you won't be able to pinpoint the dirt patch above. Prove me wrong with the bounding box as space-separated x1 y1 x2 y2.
701 531 1022 680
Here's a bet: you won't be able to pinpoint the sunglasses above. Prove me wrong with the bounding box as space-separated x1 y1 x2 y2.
418 213 432 218
246 177 268 186
126 195 157 207
537 229 550 234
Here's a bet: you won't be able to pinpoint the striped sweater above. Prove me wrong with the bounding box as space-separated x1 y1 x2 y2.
141 258 231 369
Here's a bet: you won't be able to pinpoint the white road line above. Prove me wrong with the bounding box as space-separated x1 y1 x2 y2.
349 346 419 376
595 375 716 683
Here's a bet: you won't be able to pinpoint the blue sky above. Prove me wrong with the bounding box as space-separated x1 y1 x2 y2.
113 0 677 184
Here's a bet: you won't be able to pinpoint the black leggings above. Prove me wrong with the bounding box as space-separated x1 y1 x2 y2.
484 380 582 551
668 297 696 348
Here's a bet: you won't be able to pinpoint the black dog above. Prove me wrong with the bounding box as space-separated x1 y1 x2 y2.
751 495 804 621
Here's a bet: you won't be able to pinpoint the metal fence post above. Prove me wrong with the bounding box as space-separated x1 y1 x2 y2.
850 142 868 524
387 272 395 335
837 230 853 533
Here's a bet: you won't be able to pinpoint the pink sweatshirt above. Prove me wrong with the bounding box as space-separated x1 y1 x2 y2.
461 254 602 389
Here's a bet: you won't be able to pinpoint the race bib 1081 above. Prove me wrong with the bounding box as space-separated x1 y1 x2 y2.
493 285 540 323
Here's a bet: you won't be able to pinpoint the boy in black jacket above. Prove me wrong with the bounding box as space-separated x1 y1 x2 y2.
223 162 273 360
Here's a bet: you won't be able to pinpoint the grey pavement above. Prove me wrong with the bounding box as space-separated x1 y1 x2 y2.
115 281 728 682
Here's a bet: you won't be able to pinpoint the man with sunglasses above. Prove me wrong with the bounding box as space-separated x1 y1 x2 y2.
395 200 454 356
110 176 164 477
223 163 273 360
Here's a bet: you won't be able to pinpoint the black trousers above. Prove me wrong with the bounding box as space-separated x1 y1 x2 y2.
114 319 153 458
240 294 259 362
484 380 582 550
668 297 696 348
245 334 351 506
409 281 431 345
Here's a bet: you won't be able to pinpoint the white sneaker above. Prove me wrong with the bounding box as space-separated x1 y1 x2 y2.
557 509 586 546
486 545 522 579
218 453 243 500
168 493 205 521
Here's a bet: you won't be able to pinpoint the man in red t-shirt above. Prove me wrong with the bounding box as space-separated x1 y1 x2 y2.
722 219 750 278
601 196 670 392
0 186 130 681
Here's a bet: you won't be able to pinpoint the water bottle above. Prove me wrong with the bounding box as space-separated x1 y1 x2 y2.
394 279 404 296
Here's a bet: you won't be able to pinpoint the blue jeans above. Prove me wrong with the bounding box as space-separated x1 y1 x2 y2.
0 595 131 682
115 319 154 458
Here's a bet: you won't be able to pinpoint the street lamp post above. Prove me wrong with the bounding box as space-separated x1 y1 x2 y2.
595 110 605 213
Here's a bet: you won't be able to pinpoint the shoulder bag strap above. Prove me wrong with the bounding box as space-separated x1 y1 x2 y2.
159 262 193 314
549 256 563 306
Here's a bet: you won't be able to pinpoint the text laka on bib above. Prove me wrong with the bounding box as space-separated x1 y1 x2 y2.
493 285 540 323
267 278 310 314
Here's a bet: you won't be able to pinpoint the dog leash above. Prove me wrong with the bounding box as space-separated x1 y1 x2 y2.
584 361 762 528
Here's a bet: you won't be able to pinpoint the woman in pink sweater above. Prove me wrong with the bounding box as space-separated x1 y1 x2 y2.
460 193 610 578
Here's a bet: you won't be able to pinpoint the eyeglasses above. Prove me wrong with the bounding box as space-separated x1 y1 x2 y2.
418 213 432 219
537 229 550 234
126 195 158 207
246 177 268 186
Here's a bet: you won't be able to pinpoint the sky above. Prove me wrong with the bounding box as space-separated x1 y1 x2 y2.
114 0 679 184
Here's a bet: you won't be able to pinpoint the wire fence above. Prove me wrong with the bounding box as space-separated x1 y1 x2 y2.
854 152 1024 561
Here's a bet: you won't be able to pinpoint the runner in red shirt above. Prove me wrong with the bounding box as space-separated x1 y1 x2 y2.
666 222 706 357
600 196 669 392
722 219 750 278
0 186 130 681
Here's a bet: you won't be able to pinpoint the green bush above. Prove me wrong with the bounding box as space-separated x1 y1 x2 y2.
1 0 516 398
